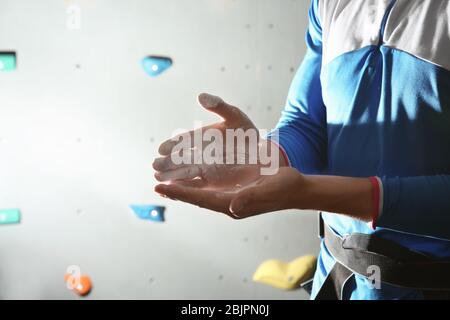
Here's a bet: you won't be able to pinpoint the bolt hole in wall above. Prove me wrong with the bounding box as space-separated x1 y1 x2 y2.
0 0 318 299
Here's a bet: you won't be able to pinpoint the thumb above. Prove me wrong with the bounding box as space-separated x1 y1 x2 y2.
198 93 241 121
229 188 256 215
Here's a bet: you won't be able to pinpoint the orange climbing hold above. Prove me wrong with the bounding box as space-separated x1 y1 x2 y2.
64 273 92 296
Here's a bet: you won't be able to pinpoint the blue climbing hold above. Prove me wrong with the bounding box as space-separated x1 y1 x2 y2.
141 56 172 77
130 205 165 222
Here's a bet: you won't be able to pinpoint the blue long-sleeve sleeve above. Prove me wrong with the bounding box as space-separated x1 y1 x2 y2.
378 176 450 240
267 0 327 174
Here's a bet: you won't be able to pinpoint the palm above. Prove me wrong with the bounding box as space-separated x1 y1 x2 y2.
155 167 303 219
174 164 263 192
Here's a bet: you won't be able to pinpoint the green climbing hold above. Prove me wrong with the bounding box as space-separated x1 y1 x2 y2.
0 209 21 224
0 52 17 71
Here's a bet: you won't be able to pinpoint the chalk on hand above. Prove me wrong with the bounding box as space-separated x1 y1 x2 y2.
198 93 223 109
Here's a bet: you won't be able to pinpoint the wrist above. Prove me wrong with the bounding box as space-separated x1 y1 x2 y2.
296 175 323 210
286 173 318 211
293 175 374 221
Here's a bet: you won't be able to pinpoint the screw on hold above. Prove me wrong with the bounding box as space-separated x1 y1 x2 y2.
150 209 158 217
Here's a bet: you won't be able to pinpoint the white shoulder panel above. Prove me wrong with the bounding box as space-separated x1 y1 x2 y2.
384 0 450 71
320 0 450 71
320 0 393 65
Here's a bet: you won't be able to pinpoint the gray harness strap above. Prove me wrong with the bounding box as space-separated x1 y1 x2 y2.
315 214 450 300
315 262 353 300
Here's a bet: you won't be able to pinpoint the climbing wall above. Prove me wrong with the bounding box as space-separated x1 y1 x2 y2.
0 0 320 299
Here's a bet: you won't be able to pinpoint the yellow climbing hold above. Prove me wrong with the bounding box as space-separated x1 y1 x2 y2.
252 255 317 290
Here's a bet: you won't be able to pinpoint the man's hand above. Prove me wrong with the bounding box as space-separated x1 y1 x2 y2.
155 166 306 219
153 93 285 189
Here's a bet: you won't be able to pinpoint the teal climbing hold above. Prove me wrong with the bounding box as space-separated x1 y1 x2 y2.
141 56 172 77
130 205 165 222
0 52 16 71
0 209 21 225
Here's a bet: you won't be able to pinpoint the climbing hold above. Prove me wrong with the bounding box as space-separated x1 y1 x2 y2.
253 255 317 290
64 273 92 297
130 204 165 222
0 209 21 225
141 56 172 77
0 52 16 71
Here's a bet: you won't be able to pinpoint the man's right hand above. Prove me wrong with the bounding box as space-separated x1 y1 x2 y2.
153 93 279 191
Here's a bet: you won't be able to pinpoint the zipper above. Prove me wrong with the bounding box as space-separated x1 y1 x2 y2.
378 0 397 46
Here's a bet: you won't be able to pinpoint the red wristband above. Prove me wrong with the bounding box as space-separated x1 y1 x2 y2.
279 147 289 167
369 177 381 229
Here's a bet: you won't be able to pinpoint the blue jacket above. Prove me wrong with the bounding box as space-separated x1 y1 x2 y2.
268 0 450 299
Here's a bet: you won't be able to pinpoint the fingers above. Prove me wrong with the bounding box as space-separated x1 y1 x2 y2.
152 156 177 171
158 130 197 156
154 165 202 182
229 187 256 215
170 179 208 188
198 93 242 122
158 93 247 157
158 124 216 156
153 153 201 172
154 184 232 213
